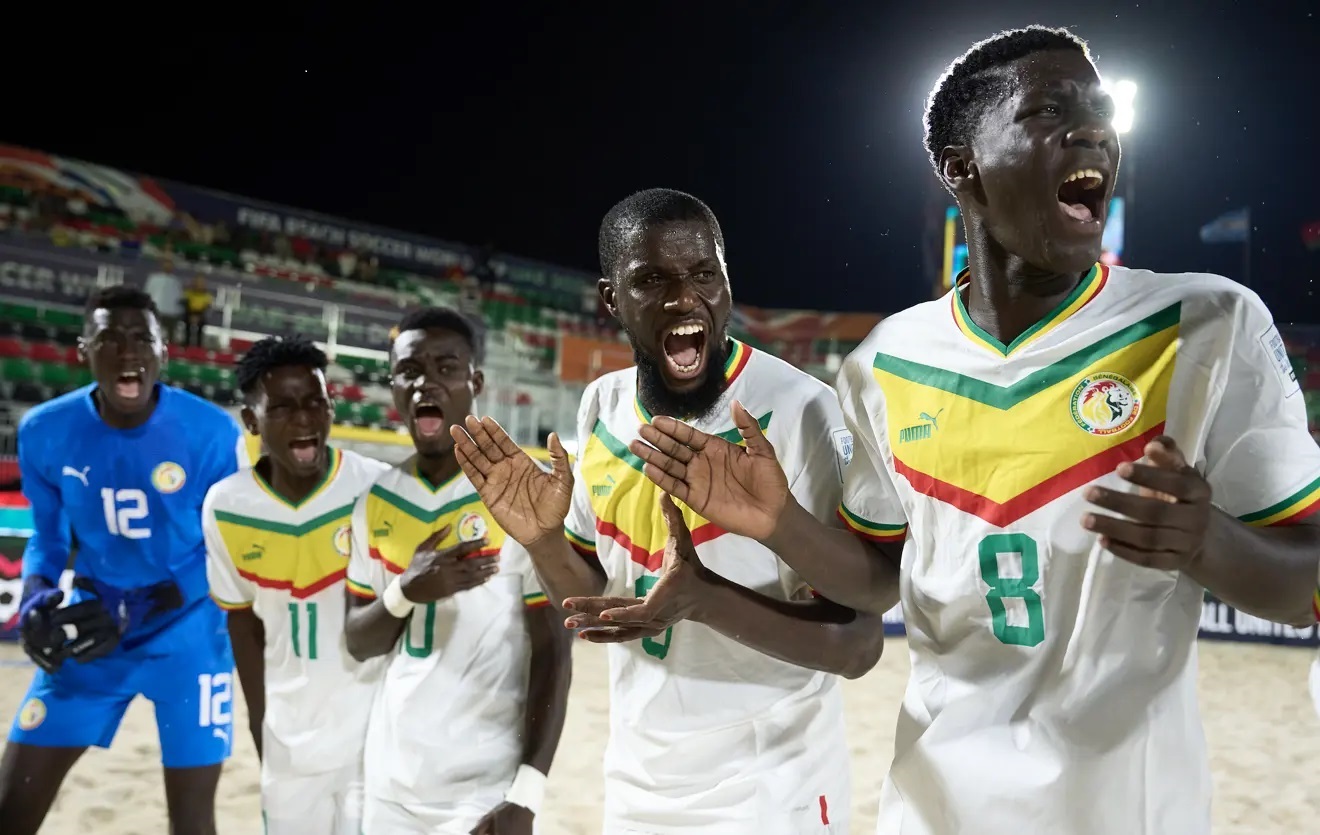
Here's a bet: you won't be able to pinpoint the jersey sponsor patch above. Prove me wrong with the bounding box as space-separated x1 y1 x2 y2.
831 428 853 482
1258 323 1301 398
1070 372 1142 436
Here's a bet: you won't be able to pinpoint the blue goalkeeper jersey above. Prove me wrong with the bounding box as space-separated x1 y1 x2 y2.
18 383 247 616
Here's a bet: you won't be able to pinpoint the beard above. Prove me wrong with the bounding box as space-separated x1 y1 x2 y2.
623 323 731 422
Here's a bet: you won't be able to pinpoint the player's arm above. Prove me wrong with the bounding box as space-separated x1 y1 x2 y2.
344 492 410 661
16 416 71 595
524 462 609 605
1087 295 1320 625
202 488 264 757
497 560 573 820
763 384 904 615
568 495 884 678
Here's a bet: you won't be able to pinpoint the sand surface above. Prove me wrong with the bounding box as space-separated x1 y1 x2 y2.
2 638 1318 834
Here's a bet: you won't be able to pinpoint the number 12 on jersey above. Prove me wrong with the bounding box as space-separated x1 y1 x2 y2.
978 533 1045 647
101 487 151 540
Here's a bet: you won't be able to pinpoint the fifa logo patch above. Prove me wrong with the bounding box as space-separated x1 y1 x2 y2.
1070 372 1141 436
151 461 187 494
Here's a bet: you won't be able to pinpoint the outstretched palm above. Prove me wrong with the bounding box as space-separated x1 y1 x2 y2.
628 400 789 541
450 415 573 546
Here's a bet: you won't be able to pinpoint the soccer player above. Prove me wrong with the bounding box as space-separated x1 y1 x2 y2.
621 26 1320 835
450 189 884 834
343 307 572 834
0 285 247 835
203 335 389 835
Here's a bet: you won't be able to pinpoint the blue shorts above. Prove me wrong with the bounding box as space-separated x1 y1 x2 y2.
8 596 235 769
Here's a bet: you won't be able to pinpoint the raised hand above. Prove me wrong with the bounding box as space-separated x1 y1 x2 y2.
563 494 711 643
627 400 789 541
450 416 573 547
399 526 499 604
1083 436 1212 571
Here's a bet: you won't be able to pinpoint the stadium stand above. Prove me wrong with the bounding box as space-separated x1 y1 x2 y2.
1 146 1316 482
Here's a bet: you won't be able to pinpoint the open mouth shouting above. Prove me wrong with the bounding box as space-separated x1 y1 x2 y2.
1056 167 1107 226
288 434 321 465
661 320 708 382
411 400 446 439
114 368 147 402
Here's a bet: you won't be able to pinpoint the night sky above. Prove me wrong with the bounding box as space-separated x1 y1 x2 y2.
9 1 1318 321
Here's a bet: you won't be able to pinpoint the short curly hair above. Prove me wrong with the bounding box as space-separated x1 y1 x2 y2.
84 285 158 319
923 26 1091 185
236 335 328 398
598 188 724 280
393 306 483 363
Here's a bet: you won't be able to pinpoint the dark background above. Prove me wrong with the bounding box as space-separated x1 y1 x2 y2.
7 2 1317 319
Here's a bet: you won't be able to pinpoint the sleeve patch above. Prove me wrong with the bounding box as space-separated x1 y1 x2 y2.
523 591 550 609
831 428 854 483
837 503 907 543
345 578 376 599
1259 323 1301 398
211 595 253 611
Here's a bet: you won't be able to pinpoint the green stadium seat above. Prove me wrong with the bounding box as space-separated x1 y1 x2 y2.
75 367 94 387
41 309 82 330
39 362 72 390
166 359 199 384
10 304 40 324
197 365 224 387
1 357 34 383
358 403 383 426
334 400 361 424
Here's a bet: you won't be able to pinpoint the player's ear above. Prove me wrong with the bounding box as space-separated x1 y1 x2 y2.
470 368 485 398
597 277 618 318
940 146 975 195
239 404 259 436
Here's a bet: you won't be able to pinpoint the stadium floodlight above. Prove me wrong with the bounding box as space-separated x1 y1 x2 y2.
1110 79 1137 134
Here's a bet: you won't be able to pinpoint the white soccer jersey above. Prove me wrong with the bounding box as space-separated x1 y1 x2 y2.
835 265 1320 835
204 448 391 777
346 462 549 807
565 339 855 834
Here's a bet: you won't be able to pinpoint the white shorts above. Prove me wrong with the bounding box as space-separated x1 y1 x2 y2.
602 684 851 835
1310 654 1320 718
363 795 540 835
262 760 363 835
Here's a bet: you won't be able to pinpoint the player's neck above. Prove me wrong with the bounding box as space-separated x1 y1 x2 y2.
94 387 159 430
260 458 328 506
414 452 460 490
962 222 1086 346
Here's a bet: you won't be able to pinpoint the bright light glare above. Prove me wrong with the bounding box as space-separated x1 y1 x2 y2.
1109 79 1138 134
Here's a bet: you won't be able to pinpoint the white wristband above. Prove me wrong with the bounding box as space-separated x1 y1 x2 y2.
504 764 546 815
382 576 416 619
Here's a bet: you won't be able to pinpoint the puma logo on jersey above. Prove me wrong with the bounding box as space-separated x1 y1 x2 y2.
899 409 943 443
240 544 265 562
592 475 617 497
373 520 393 538
61 466 90 487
